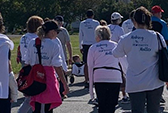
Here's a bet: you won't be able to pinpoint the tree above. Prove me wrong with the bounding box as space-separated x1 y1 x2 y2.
0 0 168 33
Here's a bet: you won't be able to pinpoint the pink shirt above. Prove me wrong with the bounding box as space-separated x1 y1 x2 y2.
87 40 122 99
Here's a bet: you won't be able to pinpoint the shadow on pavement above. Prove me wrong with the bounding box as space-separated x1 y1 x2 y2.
69 81 85 87
11 97 25 108
68 88 89 97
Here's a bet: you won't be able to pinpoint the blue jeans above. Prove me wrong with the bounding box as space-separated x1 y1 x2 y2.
129 86 163 113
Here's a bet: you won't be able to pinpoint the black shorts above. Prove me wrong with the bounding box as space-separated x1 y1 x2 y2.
82 45 92 63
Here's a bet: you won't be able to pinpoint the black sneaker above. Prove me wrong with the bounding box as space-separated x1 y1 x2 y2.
92 98 98 106
121 97 129 104
160 97 165 103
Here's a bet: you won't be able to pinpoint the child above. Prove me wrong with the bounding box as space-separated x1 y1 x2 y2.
69 55 85 84
72 55 85 76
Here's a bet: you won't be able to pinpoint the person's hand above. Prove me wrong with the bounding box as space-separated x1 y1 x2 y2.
80 49 83 54
68 58 73 65
63 84 69 95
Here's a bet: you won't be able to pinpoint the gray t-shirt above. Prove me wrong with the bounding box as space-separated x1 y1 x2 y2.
57 26 70 60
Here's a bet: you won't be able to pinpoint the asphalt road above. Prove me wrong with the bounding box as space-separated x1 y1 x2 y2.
11 75 168 113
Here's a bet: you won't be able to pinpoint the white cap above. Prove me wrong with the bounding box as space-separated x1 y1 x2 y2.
111 12 123 20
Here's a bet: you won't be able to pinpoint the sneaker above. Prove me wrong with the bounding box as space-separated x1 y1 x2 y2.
160 97 165 103
121 97 129 104
61 95 68 101
92 98 98 106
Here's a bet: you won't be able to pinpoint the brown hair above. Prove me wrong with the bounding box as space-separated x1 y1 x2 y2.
134 6 152 29
26 15 43 33
100 20 107 26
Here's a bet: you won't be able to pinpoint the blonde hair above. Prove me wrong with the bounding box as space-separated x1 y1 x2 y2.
100 20 107 26
37 26 45 40
95 25 111 40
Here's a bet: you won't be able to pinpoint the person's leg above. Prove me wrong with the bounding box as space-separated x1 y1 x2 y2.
0 98 11 113
146 86 163 113
95 83 108 113
128 91 146 113
120 74 129 103
33 102 41 113
82 45 91 83
45 103 53 113
82 45 91 89
84 64 89 82
18 97 32 113
105 83 120 113
95 83 120 113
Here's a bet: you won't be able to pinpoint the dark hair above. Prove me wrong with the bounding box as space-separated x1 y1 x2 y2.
134 6 152 29
54 15 64 22
26 16 43 33
37 20 60 39
72 55 80 62
42 20 60 34
86 9 94 18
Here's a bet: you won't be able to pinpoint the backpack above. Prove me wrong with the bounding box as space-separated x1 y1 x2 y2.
16 38 47 96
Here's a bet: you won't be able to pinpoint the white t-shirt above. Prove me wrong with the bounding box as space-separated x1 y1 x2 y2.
52 38 68 72
108 24 124 43
20 33 38 61
25 38 62 67
79 18 100 49
0 34 14 98
87 40 122 99
113 29 164 93
57 27 70 60
122 19 134 34
72 63 84 76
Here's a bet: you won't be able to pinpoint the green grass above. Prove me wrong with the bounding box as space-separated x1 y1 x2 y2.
9 34 82 74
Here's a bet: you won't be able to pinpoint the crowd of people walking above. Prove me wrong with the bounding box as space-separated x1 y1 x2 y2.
0 4 168 113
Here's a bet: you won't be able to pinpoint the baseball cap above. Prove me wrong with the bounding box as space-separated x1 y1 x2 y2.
54 15 64 22
42 20 61 33
111 12 123 20
151 5 164 13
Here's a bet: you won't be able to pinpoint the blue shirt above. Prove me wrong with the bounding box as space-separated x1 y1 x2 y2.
152 16 168 41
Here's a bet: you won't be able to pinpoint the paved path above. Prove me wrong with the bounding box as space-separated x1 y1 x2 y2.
12 75 168 113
